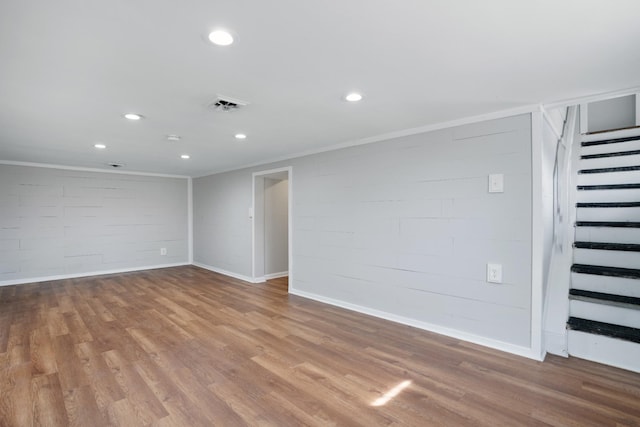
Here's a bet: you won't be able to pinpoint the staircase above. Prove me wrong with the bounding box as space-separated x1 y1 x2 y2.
567 130 640 372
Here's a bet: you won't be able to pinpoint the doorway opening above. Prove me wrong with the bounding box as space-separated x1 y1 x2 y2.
252 167 292 290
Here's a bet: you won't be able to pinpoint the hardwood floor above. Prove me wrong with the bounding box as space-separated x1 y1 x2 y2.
1 266 639 426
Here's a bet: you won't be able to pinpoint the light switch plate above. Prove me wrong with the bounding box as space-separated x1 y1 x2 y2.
487 263 502 283
488 173 504 193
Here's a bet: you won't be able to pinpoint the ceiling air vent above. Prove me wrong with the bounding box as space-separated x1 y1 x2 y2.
209 95 249 112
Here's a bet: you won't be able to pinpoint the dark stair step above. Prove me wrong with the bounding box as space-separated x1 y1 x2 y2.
582 136 640 147
575 221 640 228
571 264 640 280
577 183 640 190
567 317 640 344
578 165 640 174
582 149 640 160
577 202 640 208
574 242 640 252
569 289 640 309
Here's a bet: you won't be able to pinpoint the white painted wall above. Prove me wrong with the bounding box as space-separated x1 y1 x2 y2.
193 169 252 277
588 95 636 133
0 164 189 284
264 178 288 276
194 114 534 350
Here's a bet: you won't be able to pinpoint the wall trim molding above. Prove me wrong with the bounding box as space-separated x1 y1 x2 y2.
0 160 190 179
289 287 543 361
194 86 640 179
195 105 540 178
6 87 639 181
264 271 288 280
543 85 640 110
192 262 265 283
0 262 190 287
251 166 293 283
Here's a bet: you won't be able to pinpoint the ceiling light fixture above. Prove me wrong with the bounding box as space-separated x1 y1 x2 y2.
167 134 181 142
181 154 190 159
94 143 106 149
345 93 363 102
235 133 247 140
208 30 234 46
124 113 143 120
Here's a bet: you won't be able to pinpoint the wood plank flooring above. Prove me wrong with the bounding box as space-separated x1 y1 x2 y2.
1 265 639 426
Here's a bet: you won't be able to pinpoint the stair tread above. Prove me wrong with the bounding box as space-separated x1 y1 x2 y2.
582 136 640 147
578 183 640 190
578 165 640 174
576 221 640 228
581 149 640 160
574 241 640 252
567 317 640 344
571 264 640 279
576 202 640 208
569 289 640 307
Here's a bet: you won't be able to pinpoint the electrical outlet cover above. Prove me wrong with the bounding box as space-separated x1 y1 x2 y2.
488 174 504 193
487 263 502 283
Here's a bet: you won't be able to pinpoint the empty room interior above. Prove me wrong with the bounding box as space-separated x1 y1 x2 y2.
2 1 640 425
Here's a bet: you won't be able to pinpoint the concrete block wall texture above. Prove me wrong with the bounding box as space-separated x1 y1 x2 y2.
194 114 533 348
0 165 189 283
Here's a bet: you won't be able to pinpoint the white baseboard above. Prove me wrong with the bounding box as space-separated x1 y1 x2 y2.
289 287 542 361
192 262 264 283
264 271 288 280
0 262 190 287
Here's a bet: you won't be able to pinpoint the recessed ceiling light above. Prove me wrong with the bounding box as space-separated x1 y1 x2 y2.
167 134 181 142
94 143 106 149
208 30 234 46
181 154 190 159
345 93 363 102
123 113 143 120
235 133 247 140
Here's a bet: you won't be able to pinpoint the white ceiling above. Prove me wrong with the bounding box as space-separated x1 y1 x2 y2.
1 1 640 177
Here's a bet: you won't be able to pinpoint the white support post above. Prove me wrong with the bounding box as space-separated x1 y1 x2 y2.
531 111 544 360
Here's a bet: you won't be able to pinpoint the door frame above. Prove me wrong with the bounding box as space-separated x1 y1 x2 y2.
251 166 292 285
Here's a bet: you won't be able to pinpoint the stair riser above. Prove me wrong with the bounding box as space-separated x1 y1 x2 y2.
575 226 640 245
570 300 640 329
576 207 640 222
568 131 640 372
576 188 640 203
577 170 640 186
580 153 640 171
571 272 640 298
581 139 640 155
573 248 640 270
567 330 640 373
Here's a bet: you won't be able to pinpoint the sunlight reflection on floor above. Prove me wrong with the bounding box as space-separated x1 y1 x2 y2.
371 380 413 407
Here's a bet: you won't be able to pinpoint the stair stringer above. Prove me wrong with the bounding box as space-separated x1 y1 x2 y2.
543 106 580 357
